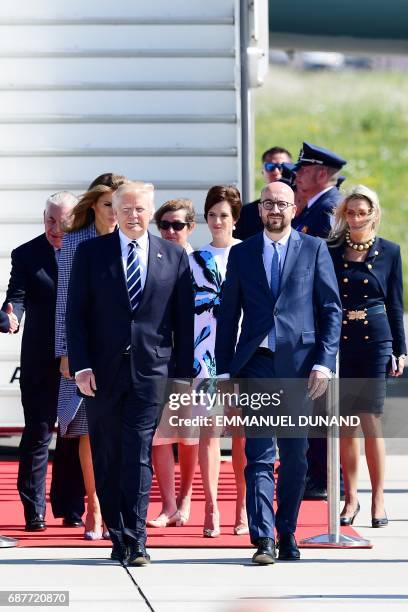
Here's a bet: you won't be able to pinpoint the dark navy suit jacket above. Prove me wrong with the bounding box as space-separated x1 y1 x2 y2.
330 237 406 356
292 186 341 238
1 234 58 389
66 231 194 400
215 229 342 378
233 199 263 241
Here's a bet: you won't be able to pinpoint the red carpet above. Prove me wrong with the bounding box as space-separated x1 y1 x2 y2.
0 461 363 548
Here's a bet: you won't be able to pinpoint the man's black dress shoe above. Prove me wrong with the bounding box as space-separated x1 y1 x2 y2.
25 515 46 531
252 538 276 565
340 502 360 526
303 484 327 501
372 515 388 528
62 517 84 528
110 543 129 563
277 533 300 560
127 543 151 566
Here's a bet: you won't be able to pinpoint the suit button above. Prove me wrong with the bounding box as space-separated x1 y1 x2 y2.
343 336 348 340
375 250 379 255
343 294 348 298
344 263 348 268
367 264 373 269
343 278 349 283
343 320 348 325
364 336 369 340
364 321 368 325
363 279 369 284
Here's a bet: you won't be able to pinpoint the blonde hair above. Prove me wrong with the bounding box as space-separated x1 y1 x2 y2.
112 181 155 210
329 184 381 245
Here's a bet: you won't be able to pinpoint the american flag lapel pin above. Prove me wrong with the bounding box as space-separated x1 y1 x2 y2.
157 252 162 259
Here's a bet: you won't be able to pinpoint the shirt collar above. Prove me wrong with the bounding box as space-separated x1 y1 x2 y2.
118 228 149 252
263 228 291 248
307 186 332 208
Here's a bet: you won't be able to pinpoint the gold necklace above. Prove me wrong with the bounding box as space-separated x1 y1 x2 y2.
345 232 375 251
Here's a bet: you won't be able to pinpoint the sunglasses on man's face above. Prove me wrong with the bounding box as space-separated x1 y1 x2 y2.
158 220 188 231
263 162 284 172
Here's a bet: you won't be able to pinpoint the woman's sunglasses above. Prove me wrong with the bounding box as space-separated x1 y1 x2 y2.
158 220 188 231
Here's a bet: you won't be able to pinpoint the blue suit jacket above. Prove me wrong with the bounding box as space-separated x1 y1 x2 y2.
292 187 341 238
66 231 194 399
0 310 10 333
215 229 342 377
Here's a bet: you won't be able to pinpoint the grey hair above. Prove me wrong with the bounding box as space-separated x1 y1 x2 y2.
112 181 155 210
45 191 78 210
329 184 381 245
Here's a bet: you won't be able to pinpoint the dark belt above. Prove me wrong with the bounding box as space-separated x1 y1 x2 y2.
256 347 275 358
344 304 386 321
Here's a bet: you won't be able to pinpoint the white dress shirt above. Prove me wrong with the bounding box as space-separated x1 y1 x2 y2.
118 229 149 292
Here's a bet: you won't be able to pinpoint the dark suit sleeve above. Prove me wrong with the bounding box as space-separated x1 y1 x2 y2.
215 247 242 375
1 248 27 331
172 250 195 378
0 310 10 333
312 241 342 371
385 246 407 355
66 242 92 375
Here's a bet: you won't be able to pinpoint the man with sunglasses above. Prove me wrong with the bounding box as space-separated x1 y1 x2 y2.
216 181 341 563
234 146 293 240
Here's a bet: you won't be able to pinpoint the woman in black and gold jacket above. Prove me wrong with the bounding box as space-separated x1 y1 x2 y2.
328 185 406 528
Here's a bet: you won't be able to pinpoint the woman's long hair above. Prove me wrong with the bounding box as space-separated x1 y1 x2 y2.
328 184 381 247
67 174 128 232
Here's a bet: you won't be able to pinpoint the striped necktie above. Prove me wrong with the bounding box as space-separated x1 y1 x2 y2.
126 241 142 311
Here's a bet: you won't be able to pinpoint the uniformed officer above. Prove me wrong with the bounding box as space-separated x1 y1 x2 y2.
293 142 347 238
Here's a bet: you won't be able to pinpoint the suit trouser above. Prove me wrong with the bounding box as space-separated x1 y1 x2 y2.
239 351 309 544
85 358 161 548
18 361 85 521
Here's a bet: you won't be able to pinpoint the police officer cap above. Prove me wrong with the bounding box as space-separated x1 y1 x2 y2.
295 142 347 170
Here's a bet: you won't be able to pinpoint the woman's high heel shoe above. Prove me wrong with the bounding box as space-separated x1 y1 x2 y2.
176 511 189 527
147 510 179 528
340 502 360 526
84 529 103 540
233 524 249 536
203 505 220 538
372 514 388 528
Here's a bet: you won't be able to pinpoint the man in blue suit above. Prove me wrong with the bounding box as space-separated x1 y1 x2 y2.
215 182 342 563
66 182 194 566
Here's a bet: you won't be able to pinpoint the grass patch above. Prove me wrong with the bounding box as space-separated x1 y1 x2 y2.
254 67 408 306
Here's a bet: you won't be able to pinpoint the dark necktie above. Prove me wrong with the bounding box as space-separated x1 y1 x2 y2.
126 241 142 311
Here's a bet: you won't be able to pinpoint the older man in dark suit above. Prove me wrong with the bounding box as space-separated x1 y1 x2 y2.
66 182 194 565
215 182 342 563
1 192 85 531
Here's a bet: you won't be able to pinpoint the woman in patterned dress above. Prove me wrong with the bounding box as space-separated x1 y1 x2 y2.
55 173 128 539
190 185 248 537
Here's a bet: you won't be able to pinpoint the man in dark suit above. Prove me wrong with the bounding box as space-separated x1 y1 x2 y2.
292 142 347 500
66 182 194 565
1 192 85 531
293 141 347 237
234 146 293 240
215 182 342 563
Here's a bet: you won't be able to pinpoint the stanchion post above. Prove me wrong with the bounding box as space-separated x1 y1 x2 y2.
300 376 372 548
